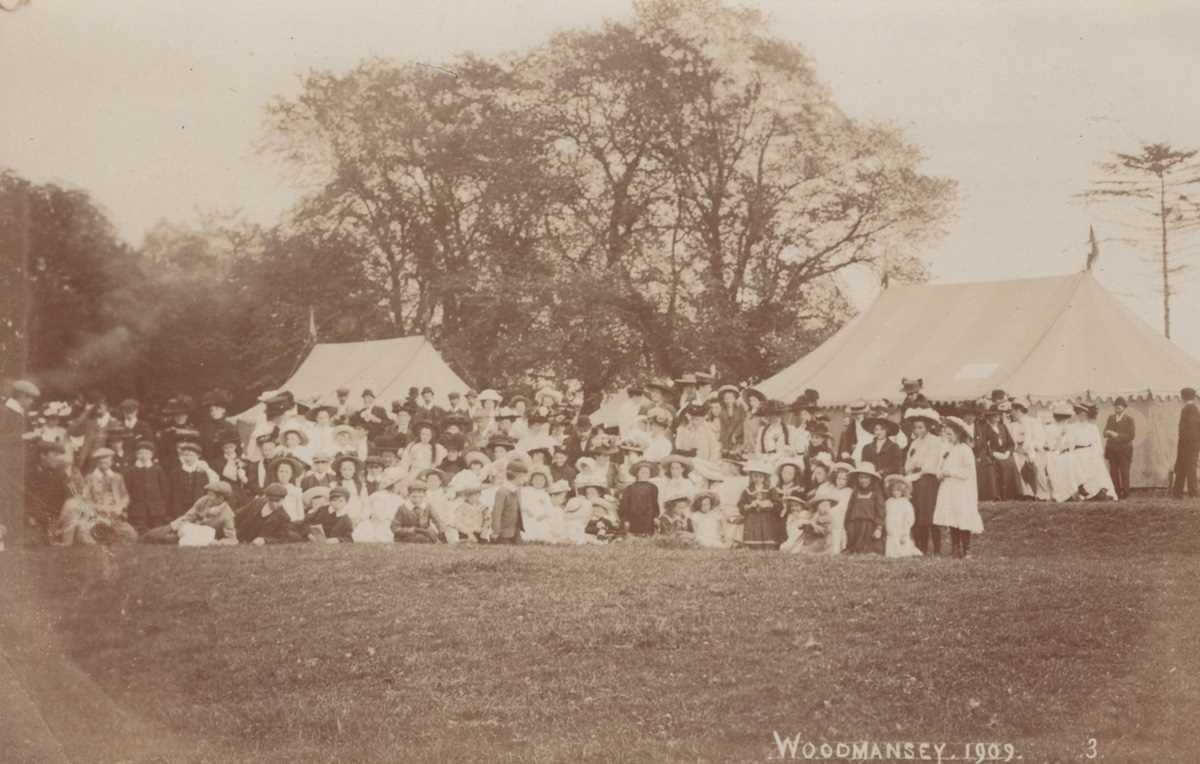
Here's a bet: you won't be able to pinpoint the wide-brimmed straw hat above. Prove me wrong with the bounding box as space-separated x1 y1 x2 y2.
659 453 693 473
862 416 900 436
903 407 941 431
743 460 773 477
940 416 971 441
848 465 880 482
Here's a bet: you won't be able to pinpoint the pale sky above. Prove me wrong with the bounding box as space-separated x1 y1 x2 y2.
4 0 1200 354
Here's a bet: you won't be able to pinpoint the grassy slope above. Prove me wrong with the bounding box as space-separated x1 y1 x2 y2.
1 499 1198 763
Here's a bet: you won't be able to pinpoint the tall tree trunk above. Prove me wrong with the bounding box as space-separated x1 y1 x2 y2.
1160 173 1170 338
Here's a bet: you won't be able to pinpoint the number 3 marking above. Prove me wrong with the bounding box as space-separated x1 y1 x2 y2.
1084 738 1097 759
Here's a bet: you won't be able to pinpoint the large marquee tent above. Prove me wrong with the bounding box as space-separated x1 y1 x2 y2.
236 336 470 422
756 272 1200 487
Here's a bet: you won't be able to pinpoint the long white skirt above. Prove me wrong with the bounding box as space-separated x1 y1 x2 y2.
1045 450 1081 502
1070 445 1116 499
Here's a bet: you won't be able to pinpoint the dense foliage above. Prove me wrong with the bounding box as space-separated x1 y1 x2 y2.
1 0 955 406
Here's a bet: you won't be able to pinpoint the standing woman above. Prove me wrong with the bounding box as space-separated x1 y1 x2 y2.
903 408 944 555
758 400 805 464
716 385 746 453
741 389 766 455
675 404 721 463
933 416 982 559
860 415 905 478
738 461 782 550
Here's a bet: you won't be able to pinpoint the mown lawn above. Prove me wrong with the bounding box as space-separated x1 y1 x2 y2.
1 499 1198 763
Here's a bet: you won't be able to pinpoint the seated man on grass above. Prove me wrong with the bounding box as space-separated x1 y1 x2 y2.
143 480 237 545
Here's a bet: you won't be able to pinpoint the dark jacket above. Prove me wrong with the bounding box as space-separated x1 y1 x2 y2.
1104 413 1136 456
861 438 904 477
618 480 659 535
167 466 210 520
125 463 170 529
1179 402 1200 450
837 419 861 461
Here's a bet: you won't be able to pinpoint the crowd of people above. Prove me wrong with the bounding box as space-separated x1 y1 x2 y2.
1 372 1197 555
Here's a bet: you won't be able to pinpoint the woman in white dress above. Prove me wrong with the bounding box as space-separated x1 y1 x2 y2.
352 472 405 543
1043 401 1082 502
402 422 446 478
933 416 983 559
1069 402 1116 500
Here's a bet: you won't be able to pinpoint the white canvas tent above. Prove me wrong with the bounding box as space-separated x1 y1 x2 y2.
236 336 469 421
756 272 1200 487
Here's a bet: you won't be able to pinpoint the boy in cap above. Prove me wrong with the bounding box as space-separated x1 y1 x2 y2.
126 440 169 532
58 448 138 545
244 483 302 545
301 485 345 542
392 482 441 543
143 480 237 545
351 390 390 441
490 458 530 543
300 452 337 491
115 398 155 456
246 433 281 496
167 442 213 520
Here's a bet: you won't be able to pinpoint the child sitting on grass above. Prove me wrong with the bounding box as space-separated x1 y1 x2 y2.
656 490 692 536
446 474 491 544
245 483 302 545
689 491 725 548
352 474 405 544
143 480 237 545
394 482 442 543
883 475 921 558
586 495 621 542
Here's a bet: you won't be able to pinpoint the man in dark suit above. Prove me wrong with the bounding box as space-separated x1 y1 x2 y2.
1103 397 1136 499
1 379 40 542
1172 387 1200 498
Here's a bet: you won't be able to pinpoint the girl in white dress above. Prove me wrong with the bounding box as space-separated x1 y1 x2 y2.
519 467 558 542
689 491 726 548
655 455 696 515
827 462 854 555
352 473 404 543
933 416 983 559
883 475 920 558
562 477 597 544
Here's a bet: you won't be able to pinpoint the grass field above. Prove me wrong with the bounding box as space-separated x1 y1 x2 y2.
1 499 1198 763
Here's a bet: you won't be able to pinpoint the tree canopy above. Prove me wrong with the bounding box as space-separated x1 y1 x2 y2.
3 0 956 406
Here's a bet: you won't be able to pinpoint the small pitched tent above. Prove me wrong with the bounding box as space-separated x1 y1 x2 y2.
757 272 1200 487
236 336 470 421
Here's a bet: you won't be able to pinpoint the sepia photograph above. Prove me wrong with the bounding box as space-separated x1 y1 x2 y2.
1 1 1198 761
